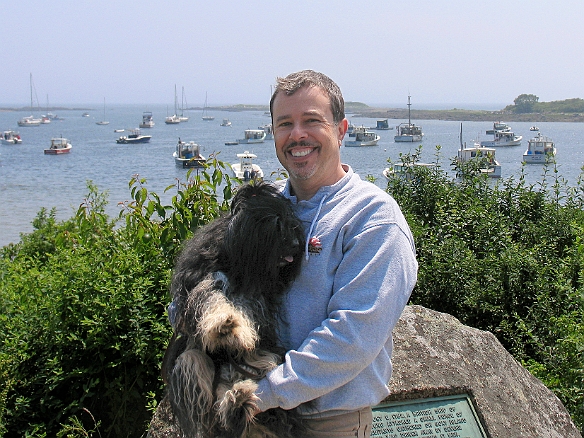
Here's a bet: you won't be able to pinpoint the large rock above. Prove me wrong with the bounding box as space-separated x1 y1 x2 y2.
147 305 582 437
385 305 581 437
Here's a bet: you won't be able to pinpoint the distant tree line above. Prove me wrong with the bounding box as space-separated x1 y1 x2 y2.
505 94 584 114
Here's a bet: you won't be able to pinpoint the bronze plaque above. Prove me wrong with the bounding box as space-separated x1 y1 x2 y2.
372 394 487 438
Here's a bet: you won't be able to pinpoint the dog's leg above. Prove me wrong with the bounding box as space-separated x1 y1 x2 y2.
215 378 259 438
197 290 259 354
167 348 215 436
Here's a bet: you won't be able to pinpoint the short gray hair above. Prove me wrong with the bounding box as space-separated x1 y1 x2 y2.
270 70 345 124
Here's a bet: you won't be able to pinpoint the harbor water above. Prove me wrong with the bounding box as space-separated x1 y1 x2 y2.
1 104 584 247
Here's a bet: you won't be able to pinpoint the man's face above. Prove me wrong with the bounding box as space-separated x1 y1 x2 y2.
272 86 347 188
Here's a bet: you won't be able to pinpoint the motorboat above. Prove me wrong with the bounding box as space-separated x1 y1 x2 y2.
486 122 511 135
17 115 41 127
383 162 435 180
259 124 273 140
394 96 423 142
457 143 501 178
375 119 393 130
345 128 380 147
237 129 266 144
529 125 540 132
231 151 264 181
116 128 151 144
82 112 90 117
221 118 232 127
173 139 206 168
480 129 522 147
1 130 22 145
44 137 72 155
523 132 556 164
139 112 155 128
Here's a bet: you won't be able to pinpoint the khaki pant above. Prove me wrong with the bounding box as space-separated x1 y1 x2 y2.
300 407 372 437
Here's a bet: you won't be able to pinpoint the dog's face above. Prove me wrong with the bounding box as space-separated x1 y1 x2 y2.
224 182 305 290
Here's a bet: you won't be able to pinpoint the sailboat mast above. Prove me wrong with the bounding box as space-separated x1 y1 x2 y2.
407 95 412 126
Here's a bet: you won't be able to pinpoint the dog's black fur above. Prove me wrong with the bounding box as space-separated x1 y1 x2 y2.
162 181 306 438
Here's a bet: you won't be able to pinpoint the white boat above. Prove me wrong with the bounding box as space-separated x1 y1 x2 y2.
165 85 181 124
231 151 263 181
345 128 380 147
383 162 435 180
523 132 556 164
486 122 511 135
96 98 109 125
165 114 181 124
139 112 155 128
480 127 522 147
259 124 273 140
457 123 501 178
529 125 539 132
1 130 22 145
17 115 41 127
179 87 189 122
201 92 214 121
237 129 266 144
116 128 151 144
394 95 423 142
220 118 232 127
173 139 206 168
44 137 72 155
17 74 42 127
82 112 90 117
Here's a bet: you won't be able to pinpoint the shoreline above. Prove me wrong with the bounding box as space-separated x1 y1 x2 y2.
2 105 583 123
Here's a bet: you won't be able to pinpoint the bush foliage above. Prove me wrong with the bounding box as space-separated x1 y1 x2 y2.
0 149 583 435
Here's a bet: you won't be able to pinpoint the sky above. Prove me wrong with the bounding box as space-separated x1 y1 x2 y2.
1 0 583 109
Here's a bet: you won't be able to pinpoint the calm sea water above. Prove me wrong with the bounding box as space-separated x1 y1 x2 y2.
2 104 584 247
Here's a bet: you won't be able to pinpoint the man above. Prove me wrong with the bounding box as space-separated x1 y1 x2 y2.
254 70 418 437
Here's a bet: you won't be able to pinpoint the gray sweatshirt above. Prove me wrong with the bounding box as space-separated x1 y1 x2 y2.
255 166 418 417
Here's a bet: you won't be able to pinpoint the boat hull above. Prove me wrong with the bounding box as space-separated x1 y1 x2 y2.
480 138 522 147
44 148 71 155
394 135 423 142
116 136 151 144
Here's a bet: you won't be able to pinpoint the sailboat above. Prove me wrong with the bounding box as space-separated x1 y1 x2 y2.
96 98 110 125
17 73 42 127
394 95 423 142
179 86 189 122
165 85 181 124
202 92 214 121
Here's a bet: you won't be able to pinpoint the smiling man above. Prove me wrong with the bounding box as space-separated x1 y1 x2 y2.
254 70 418 437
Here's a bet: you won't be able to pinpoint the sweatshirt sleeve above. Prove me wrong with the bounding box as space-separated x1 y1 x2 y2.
255 220 418 412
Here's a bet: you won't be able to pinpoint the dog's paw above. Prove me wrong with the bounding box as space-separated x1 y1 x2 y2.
216 380 259 434
199 296 258 353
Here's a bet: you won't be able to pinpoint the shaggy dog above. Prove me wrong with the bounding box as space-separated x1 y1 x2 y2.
162 181 306 438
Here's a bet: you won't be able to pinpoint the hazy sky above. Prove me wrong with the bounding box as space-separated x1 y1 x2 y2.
2 0 582 108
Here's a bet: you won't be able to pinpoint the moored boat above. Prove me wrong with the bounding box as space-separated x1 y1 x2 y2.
345 128 380 147
1 130 23 145
139 112 155 128
17 115 41 127
259 124 273 140
173 139 206 168
375 119 393 130
383 162 436 180
394 95 423 142
523 132 556 164
221 118 232 127
480 129 522 147
457 143 501 178
231 151 264 181
44 137 72 155
116 128 151 144
237 129 266 144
